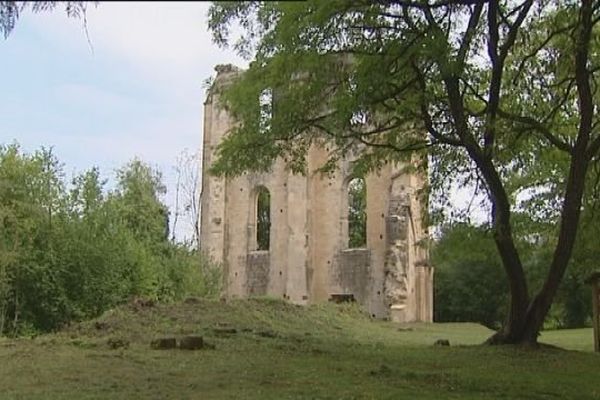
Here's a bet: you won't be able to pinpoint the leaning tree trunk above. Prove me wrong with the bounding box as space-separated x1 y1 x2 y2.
437 0 595 346
484 164 588 346
486 0 595 346
476 156 531 345
519 154 589 344
515 0 595 345
485 102 591 346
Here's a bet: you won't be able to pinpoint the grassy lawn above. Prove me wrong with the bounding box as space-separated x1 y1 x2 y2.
539 328 594 352
0 298 597 399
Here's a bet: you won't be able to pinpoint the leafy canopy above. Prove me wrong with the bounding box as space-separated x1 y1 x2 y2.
208 0 600 344
206 1 595 220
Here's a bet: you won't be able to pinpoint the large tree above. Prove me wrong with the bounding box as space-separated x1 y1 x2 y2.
207 0 600 345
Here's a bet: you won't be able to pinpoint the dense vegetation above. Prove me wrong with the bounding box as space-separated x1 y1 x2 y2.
0 143 219 336
432 223 595 330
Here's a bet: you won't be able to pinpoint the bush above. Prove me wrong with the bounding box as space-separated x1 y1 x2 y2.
433 221 595 330
432 223 508 329
0 144 221 336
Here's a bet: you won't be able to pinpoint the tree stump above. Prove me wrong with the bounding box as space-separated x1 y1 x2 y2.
179 336 204 350
150 338 177 350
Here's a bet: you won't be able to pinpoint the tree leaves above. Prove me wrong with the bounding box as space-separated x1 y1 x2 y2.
0 144 218 336
208 0 600 342
0 1 94 39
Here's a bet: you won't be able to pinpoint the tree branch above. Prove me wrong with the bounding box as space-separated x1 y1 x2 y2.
496 109 572 152
457 2 484 67
484 0 533 157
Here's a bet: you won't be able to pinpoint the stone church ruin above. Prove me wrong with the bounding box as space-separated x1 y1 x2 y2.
200 65 433 322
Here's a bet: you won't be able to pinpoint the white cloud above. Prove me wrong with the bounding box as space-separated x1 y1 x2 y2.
14 1 249 162
9 3 249 241
24 2 248 89
53 82 137 112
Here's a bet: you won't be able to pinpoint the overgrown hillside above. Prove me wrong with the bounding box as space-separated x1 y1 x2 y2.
0 298 597 400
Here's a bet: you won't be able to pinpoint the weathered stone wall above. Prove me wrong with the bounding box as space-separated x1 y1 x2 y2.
334 249 371 304
246 251 270 296
200 65 434 322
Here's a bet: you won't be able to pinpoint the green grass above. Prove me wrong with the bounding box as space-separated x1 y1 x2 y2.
0 298 597 399
539 327 594 352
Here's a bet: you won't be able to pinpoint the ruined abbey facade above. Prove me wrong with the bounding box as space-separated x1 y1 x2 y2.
200 65 433 322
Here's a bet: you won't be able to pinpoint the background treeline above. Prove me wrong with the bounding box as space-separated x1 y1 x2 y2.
433 219 598 330
0 143 219 336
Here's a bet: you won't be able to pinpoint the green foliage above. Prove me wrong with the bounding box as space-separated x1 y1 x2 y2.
548 208 597 328
208 0 600 342
433 222 594 330
113 159 169 243
0 1 94 39
432 224 508 329
0 143 221 336
205 1 596 223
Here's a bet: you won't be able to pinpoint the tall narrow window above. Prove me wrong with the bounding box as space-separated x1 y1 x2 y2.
348 177 367 248
256 186 271 250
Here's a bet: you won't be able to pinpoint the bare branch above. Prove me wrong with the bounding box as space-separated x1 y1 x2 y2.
484 0 533 156
457 2 484 67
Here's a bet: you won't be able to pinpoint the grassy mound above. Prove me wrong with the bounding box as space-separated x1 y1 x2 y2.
0 298 597 399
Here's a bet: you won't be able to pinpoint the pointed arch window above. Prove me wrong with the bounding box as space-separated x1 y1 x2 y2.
256 186 271 250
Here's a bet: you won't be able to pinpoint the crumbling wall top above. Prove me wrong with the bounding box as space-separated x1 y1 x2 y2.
205 64 243 105
215 64 241 75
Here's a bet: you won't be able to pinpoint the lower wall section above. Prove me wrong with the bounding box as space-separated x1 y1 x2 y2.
227 246 433 322
332 249 371 304
246 251 270 296
415 264 434 322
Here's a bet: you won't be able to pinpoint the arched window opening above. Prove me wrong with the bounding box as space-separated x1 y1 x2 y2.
256 186 271 250
348 177 367 248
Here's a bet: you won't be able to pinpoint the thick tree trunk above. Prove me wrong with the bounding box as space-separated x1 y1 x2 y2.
439 0 595 346
521 157 589 344
460 142 531 345
486 151 589 346
443 78 532 346
487 0 594 346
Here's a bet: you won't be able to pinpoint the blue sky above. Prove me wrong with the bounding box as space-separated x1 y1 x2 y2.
0 1 488 240
0 2 247 240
